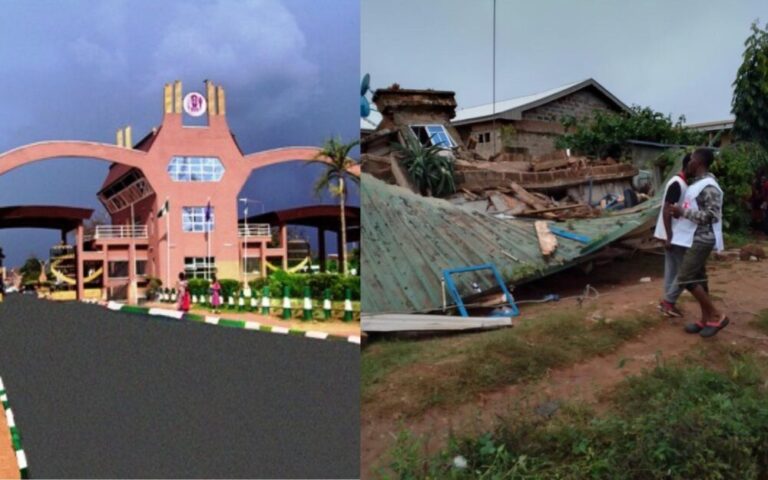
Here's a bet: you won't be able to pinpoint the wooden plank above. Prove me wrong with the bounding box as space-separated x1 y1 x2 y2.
488 193 509 212
508 182 548 210
361 314 512 332
534 220 558 257
518 203 587 215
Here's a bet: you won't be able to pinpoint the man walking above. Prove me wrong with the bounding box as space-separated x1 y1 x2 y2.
654 153 690 317
665 148 728 337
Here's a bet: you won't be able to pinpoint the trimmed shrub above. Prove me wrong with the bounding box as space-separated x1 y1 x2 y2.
186 278 210 297
218 279 241 299
146 277 163 300
248 271 360 301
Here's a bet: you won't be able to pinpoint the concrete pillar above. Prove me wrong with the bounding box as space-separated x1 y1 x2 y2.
102 245 109 301
318 228 326 272
280 223 288 270
76 224 84 301
128 241 137 304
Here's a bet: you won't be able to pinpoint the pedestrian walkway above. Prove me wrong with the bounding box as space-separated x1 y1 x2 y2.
142 301 360 337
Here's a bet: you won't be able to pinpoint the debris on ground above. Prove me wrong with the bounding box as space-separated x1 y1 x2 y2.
740 244 766 261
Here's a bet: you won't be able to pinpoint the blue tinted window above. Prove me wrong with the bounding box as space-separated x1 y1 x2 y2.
182 206 214 232
168 156 224 182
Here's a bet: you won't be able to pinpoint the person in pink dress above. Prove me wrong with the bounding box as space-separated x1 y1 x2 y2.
176 272 191 312
210 274 222 314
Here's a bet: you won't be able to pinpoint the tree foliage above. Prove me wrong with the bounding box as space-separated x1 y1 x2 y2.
309 136 360 276
711 142 768 232
392 133 456 197
19 255 42 284
555 106 705 159
732 21 768 148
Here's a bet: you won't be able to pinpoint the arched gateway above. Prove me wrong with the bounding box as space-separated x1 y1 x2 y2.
0 80 359 303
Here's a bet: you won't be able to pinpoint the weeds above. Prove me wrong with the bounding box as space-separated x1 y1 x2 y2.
386 354 768 479
750 309 768 334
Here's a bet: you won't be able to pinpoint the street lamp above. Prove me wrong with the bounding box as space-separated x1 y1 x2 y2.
239 198 265 295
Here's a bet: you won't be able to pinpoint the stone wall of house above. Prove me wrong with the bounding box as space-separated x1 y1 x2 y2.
458 87 623 159
522 88 618 123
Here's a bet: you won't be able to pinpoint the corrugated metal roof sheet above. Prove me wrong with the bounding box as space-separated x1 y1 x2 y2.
361 173 662 314
452 81 583 123
452 78 631 125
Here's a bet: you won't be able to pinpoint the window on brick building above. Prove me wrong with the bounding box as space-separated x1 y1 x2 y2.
182 206 214 233
184 257 216 279
167 156 225 182
409 124 456 149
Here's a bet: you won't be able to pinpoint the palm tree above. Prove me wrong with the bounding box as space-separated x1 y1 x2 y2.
309 137 360 275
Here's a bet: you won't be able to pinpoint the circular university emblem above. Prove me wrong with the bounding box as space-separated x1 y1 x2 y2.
183 92 207 117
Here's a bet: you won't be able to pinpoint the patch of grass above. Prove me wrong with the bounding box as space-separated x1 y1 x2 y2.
750 309 768 334
387 353 768 479
362 340 423 396
364 310 657 418
724 231 757 249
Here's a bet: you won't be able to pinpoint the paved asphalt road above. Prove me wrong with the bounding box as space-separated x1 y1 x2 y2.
0 294 359 478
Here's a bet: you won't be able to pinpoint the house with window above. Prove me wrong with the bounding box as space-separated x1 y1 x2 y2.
685 119 734 147
451 78 631 160
360 86 481 190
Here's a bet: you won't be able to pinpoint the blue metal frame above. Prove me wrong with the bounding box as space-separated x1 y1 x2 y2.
549 226 591 244
442 263 519 318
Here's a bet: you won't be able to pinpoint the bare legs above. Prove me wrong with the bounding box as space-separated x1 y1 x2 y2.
689 284 721 324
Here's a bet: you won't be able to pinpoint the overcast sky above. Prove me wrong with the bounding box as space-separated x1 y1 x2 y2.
0 0 359 267
362 0 767 123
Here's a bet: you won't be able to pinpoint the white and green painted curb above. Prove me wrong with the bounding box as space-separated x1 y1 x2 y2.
90 301 361 344
0 376 29 479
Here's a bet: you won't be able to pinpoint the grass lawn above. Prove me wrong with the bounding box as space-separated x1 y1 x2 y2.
363 308 657 418
386 342 768 479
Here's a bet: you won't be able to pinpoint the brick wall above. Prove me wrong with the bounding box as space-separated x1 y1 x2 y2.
522 88 618 123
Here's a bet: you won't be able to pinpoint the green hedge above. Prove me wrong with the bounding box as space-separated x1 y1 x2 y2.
248 271 359 300
170 273 359 302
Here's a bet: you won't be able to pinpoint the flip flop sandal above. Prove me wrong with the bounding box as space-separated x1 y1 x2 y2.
699 316 730 338
684 322 705 334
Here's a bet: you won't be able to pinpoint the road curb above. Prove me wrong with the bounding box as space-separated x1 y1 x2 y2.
0 377 29 479
89 301 361 344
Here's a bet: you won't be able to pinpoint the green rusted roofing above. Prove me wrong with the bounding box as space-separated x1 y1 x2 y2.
361 173 663 314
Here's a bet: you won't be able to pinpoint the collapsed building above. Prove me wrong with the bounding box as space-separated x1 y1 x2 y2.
360 80 677 330
361 81 646 222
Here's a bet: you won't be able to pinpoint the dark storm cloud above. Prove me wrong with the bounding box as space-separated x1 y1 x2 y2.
0 0 359 267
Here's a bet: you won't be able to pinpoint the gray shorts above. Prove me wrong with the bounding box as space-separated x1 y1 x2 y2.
676 243 713 292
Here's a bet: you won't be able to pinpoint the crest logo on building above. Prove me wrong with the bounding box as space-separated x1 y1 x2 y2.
183 92 207 117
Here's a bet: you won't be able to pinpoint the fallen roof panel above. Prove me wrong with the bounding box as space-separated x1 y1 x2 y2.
361 173 664 315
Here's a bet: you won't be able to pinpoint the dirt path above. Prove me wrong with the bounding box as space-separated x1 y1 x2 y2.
361 254 768 478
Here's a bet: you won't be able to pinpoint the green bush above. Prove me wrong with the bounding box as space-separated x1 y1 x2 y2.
186 278 210 297
146 277 163 300
711 142 768 233
247 271 360 300
556 105 705 159
218 279 241 299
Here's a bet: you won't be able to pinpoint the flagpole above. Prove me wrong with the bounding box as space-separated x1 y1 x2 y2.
206 197 211 281
165 197 170 288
